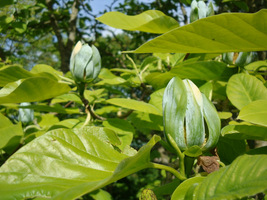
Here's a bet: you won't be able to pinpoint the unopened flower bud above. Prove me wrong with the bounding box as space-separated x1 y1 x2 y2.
163 77 220 155
70 41 101 83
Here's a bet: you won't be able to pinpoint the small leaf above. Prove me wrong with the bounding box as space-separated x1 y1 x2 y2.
238 100 267 127
0 113 23 152
184 146 202 157
97 10 179 34
222 124 267 141
226 74 267 110
193 154 267 199
0 77 71 104
171 177 205 200
128 10 267 53
106 98 162 116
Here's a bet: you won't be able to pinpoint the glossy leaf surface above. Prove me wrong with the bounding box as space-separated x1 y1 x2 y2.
193 154 267 199
96 10 179 34
226 73 267 110
0 127 161 199
171 177 205 200
0 77 71 104
129 10 267 53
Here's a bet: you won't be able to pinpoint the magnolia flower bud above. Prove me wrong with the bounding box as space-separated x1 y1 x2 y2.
18 102 34 124
190 0 214 23
163 76 220 155
70 41 101 83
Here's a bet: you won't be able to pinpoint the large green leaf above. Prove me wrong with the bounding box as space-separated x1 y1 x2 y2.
0 113 23 152
226 73 267 110
96 10 179 34
192 154 267 199
0 77 71 104
106 98 162 116
238 100 267 127
222 124 267 141
0 127 161 199
128 10 267 53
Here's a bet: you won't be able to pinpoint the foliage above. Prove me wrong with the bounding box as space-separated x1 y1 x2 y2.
0 1 267 200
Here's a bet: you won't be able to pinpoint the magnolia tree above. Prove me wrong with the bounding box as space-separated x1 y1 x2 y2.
0 1 267 199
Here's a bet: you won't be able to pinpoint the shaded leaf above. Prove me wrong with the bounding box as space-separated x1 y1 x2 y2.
129 10 267 53
217 137 246 165
226 74 267 110
171 61 236 81
97 10 179 34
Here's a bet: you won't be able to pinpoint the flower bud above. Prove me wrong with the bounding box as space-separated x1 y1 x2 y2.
70 41 101 83
190 0 214 23
18 102 34 124
163 76 220 154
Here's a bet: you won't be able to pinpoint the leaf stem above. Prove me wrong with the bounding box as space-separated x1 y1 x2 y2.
167 134 186 177
147 162 186 181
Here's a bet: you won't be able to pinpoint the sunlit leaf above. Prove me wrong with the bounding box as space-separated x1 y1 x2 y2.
128 10 267 53
193 154 267 199
97 10 179 34
0 127 161 199
226 73 267 110
222 124 267 141
171 177 205 200
0 113 23 153
238 100 267 127
0 77 71 104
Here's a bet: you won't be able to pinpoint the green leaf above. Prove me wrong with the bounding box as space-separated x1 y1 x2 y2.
171 61 236 81
106 98 162 116
0 127 161 199
0 65 33 87
0 113 23 152
145 72 175 90
184 146 202 157
217 137 246 165
199 81 213 100
102 118 134 151
12 22 27 34
149 88 165 113
129 111 163 132
128 10 267 53
0 0 13 8
0 77 71 104
171 177 205 200
193 154 267 199
238 100 267 127
96 10 179 34
218 112 232 119
226 74 267 110
222 124 267 141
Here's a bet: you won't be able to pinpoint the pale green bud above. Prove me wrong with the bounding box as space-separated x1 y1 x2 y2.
70 41 101 83
18 102 34 124
163 77 220 155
